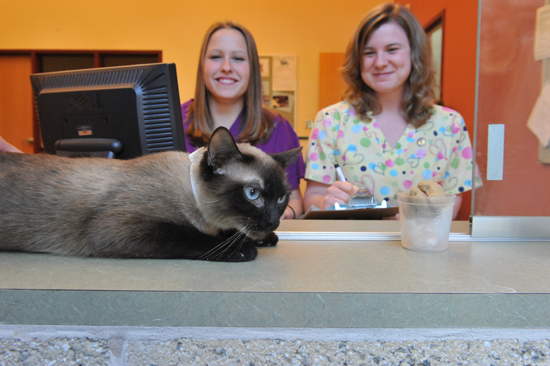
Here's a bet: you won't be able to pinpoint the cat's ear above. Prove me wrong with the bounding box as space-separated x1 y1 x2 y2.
269 147 303 169
207 127 242 173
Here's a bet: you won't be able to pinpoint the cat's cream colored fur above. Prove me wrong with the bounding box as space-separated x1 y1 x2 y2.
0 127 301 261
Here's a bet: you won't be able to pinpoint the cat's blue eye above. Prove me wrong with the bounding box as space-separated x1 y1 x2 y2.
245 187 260 200
277 196 286 204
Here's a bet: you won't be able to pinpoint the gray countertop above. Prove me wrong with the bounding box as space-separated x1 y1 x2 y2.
1 220 549 328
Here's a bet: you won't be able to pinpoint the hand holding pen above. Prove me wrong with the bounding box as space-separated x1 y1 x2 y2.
323 163 359 209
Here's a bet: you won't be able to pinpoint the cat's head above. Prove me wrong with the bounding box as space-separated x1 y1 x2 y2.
189 127 301 239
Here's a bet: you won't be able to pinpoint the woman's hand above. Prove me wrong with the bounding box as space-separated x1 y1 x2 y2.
324 181 359 209
304 179 359 211
0 136 22 153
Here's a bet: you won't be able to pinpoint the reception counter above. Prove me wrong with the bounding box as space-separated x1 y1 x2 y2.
1 220 549 329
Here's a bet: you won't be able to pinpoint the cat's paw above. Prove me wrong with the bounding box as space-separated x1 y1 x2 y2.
222 242 258 262
254 232 278 247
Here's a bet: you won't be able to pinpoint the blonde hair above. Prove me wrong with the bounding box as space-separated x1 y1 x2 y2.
341 3 436 127
186 21 276 147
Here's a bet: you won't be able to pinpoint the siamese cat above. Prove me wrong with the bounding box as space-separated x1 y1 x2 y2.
0 127 301 262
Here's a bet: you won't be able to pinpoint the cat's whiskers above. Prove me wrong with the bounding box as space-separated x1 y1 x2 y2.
272 221 303 241
198 228 249 261
223 229 249 260
197 237 233 260
237 224 252 237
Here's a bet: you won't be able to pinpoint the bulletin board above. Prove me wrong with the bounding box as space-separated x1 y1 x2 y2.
259 55 296 129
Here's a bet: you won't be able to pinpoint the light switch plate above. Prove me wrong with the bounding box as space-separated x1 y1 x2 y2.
487 124 505 180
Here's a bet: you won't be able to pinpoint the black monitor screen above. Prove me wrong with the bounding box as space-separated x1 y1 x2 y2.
31 63 186 159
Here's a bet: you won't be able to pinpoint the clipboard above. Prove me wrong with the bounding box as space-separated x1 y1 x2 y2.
300 205 399 220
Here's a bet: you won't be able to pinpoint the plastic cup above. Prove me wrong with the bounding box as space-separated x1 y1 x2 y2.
397 192 456 252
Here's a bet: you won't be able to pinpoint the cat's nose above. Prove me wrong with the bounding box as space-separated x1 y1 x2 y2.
264 211 280 231
266 220 279 231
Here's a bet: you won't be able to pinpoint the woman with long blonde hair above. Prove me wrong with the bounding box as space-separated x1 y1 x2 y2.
182 21 305 219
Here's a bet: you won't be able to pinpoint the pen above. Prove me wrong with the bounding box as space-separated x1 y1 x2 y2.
334 163 346 182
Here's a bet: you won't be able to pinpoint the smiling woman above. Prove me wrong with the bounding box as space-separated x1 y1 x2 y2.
181 21 305 220
304 3 482 219
361 23 412 105
202 28 250 124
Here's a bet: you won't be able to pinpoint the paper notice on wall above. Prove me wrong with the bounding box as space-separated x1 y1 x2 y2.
535 5 550 60
271 91 294 113
272 56 296 91
527 82 550 146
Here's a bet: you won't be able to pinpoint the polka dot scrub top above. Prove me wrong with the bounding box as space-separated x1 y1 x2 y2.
305 101 483 207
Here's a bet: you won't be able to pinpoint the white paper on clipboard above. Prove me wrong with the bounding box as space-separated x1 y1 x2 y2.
272 56 296 91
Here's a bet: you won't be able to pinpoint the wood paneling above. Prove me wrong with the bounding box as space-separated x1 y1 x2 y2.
319 53 346 111
0 55 34 153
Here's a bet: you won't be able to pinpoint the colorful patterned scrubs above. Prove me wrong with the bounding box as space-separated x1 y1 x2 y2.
305 101 483 207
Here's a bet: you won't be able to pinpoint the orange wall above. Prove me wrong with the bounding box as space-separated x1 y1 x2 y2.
396 0 478 220
0 0 386 139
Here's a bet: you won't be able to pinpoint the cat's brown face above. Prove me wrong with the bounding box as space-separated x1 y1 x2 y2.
190 127 301 240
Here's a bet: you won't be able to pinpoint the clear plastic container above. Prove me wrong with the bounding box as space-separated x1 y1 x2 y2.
397 192 456 252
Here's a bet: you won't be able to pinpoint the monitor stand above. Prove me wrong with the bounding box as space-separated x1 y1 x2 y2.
54 138 123 159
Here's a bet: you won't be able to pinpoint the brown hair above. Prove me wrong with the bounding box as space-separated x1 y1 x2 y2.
341 3 436 127
186 21 276 147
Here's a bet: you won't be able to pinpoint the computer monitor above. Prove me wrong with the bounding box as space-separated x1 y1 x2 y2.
31 63 186 159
